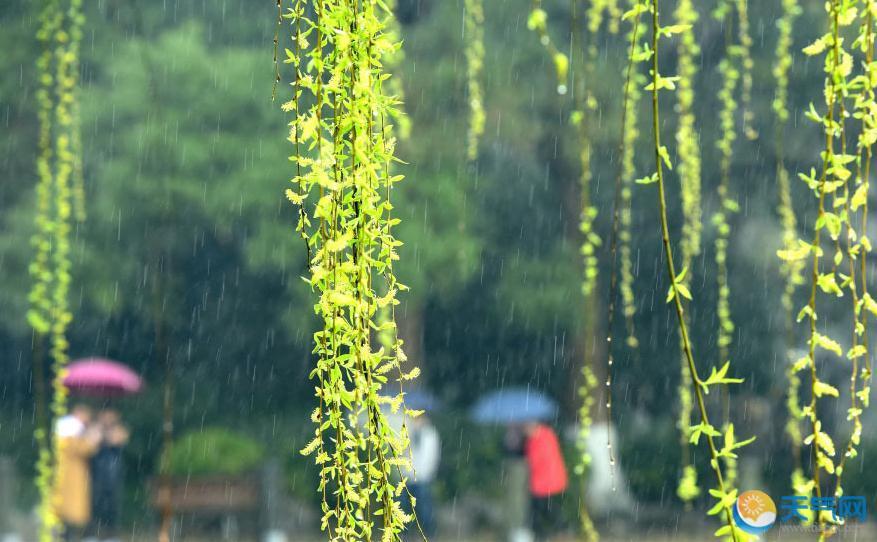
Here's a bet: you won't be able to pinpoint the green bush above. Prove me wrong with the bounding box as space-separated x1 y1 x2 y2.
168 427 264 476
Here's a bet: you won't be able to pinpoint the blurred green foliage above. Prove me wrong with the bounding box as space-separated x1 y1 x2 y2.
168 427 264 476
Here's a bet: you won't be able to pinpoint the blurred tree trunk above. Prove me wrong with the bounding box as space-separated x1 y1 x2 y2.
0 457 15 534
152 251 175 542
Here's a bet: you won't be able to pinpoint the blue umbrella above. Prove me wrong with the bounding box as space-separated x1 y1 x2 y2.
471 387 558 424
379 388 440 412
403 389 440 412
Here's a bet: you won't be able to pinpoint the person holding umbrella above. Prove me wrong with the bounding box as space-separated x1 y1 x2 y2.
61 358 142 542
52 404 101 542
471 387 563 542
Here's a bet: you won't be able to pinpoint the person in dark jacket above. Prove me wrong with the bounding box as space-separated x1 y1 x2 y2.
89 409 129 542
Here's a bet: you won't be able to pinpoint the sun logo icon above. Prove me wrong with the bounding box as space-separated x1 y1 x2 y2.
732 490 777 535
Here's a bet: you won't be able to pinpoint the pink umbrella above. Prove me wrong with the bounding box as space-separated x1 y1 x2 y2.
63 357 143 397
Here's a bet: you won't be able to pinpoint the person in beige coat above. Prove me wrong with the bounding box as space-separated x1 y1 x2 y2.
52 404 100 541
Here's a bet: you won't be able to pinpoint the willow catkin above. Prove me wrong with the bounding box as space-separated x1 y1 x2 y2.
464 0 485 161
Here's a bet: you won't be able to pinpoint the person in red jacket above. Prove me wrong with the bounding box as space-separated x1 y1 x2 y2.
523 422 568 539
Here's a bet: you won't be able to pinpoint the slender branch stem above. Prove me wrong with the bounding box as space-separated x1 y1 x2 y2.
648 2 738 540
804 3 842 539
605 0 643 468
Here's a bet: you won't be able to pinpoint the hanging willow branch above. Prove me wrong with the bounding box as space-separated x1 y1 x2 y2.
781 0 857 537
29 2 62 539
464 0 485 161
613 0 645 351
833 0 875 507
281 1 417 539
527 2 569 95
772 0 810 510
734 0 756 141
69 0 86 225
671 0 703 506
714 0 753 493
579 0 630 515
575 0 603 301
674 0 701 292
27 0 84 540
639 0 753 539
574 361 600 542
713 2 740 380
49 0 83 395
603 0 648 498
774 0 802 339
